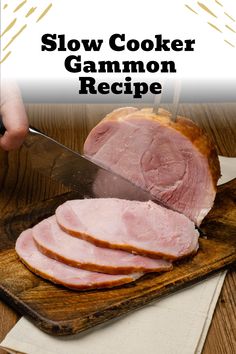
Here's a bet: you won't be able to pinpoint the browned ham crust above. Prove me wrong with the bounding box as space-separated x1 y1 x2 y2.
16 229 142 290
84 107 221 225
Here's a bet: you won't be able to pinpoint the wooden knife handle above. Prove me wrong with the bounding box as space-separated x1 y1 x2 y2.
0 116 6 135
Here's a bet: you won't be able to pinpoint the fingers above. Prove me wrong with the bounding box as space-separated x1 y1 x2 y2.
0 124 28 151
0 81 29 151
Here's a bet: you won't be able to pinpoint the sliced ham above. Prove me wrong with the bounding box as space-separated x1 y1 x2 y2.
56 198 199 260
33 216 172 274
15 229 142 290
84 107 220 225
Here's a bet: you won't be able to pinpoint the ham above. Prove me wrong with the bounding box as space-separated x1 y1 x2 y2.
15 107 218 290
84 107 220 225
15 229 142 290
33 216 172 274
56 198 199 260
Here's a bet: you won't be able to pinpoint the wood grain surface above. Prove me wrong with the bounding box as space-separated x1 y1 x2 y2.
0 104 235 351
0 175 235 336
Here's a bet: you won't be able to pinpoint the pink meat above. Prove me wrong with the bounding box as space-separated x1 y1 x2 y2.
56 198 199 260
84 107 220 225
15 229 142 290
33 216 172 274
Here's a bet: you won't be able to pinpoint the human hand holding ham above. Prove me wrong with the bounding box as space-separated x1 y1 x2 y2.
0 81 29 151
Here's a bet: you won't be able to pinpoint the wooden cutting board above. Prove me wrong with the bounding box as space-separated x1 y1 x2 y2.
0 179 235 336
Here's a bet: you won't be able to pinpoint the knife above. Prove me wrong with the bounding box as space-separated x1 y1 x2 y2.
0 118 152 201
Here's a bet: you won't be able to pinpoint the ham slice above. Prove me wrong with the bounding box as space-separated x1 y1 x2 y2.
84 107 220 225
33 216 172 274
56 198 199 260
15 229 142 290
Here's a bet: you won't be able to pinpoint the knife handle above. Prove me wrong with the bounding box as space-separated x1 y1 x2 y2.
0 116 37 136
0 116 6 135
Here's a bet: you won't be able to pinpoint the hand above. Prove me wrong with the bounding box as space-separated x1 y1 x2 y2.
0 81 29 151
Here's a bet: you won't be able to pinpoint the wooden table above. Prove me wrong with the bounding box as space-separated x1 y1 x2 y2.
0 103 235 354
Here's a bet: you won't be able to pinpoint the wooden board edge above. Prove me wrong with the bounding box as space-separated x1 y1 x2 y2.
1 254 235 336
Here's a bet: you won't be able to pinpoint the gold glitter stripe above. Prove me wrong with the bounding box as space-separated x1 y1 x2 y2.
14 0 27 13
215 0 223 6
3 4 8 9
0 51 11 64
225 24 236 33
3 24 27 51
198 2 217 18
185 4 198 15
36 3 52 23
224 39 235 47
0 18 17 38
25 6 37 18
208 22 222 33
224 12 235 22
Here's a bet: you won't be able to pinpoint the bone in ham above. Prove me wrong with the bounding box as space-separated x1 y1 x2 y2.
33 216 172 274
15 107 218 290
56 198 199 260
16 229 143 290
84 107 221 225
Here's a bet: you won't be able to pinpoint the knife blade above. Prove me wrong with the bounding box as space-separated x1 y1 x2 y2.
0 119 152 201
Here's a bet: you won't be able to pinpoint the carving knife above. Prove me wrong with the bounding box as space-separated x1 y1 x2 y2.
0 117 204 232
0 118 152 201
